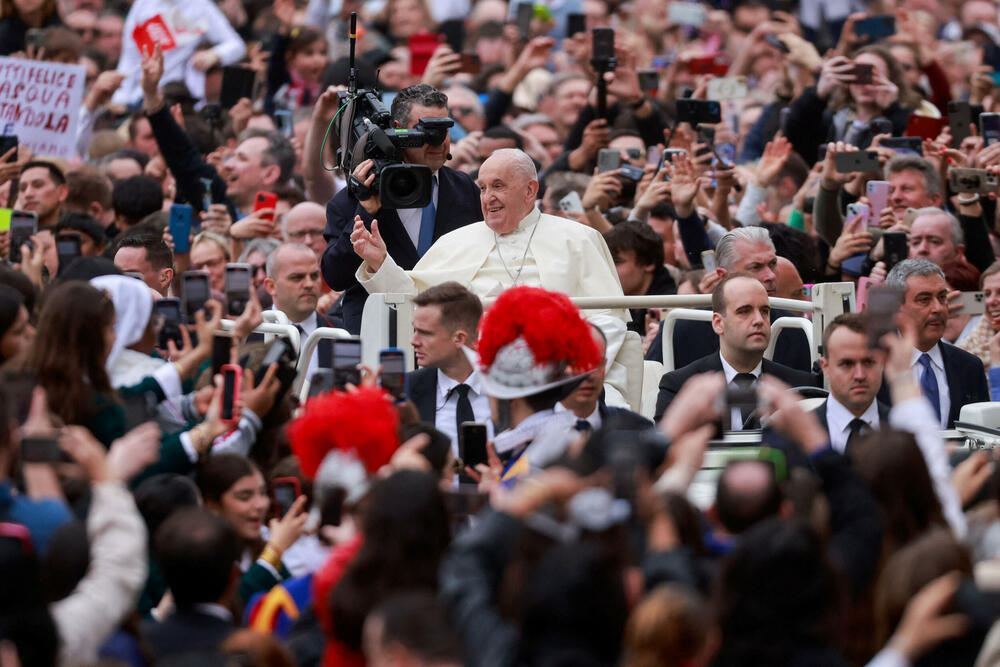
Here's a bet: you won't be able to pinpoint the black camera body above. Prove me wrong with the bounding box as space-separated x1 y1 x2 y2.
335 88 453 209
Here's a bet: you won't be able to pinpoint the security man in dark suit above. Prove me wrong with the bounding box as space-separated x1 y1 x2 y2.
405 283 491 452
322 84 482 333
559 323 653 431
142 507 239 661
654 274 816 422
879 259 989 428
814 312 891 456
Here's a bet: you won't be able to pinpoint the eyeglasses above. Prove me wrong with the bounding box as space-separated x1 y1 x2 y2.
623 148 643 159
452 106 476 116
72 27 97 37
287 228 324 241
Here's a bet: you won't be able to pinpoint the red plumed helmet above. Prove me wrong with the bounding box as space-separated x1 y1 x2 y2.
287 386 400 478
475 286 601 400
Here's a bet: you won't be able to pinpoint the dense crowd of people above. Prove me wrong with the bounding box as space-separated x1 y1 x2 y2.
8 0 1000 664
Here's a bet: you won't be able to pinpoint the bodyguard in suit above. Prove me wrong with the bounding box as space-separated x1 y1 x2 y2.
654 274 816 422
879 259 989 428
142 507 239 660
558 324 653 431
406 283 491 451
814 312 891 456
322 84 482 333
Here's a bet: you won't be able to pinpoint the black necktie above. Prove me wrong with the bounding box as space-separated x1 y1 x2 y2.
845 418 868 459
454 384 474 435
575 419 592 432
732 373 758 429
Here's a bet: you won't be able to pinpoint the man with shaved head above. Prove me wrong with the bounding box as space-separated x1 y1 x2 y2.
350 148 632 404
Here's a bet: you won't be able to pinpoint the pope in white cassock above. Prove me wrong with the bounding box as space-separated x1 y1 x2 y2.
349 148 632 405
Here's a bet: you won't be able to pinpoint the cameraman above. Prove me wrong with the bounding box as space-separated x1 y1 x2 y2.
322 84 481 334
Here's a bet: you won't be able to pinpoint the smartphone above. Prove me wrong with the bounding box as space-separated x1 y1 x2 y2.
459 422 489 469
181 271 210 323
856 276 880 310
220 363 242 424
597 148 621 173
566 12 586 37
169 204 193 254
880 136 922 156
866 180 890 222
949 100 973 144
256 338 296 399
722 382 757 431
981 113 1000 146
764 33 789 53
515 2 533 40
0 135 16 163
253 191 278 221
706 76 749 101
883 231 907 269
949 167 1000 194
869 117 893 137
676 99 722 125
378 347 407 401
154 297 184 350
851 63 874 84
866 286 904 349
619 164 645 181
592 27 615 62
458 53 481 73
219 65 256 109
854 15 896 39
20 437 68 463
846 202 870 227
905 114 946 140
638 69 659 94
274 109 294 138
224 262 252 317
668 1 706 27
25 28 45 51
959 291 986 316
685 54 729 76
331 337 362 389
308 368 335 397
408 32 442 76
701 249 716 272
8 210 37 265
271 477 301 516
55 233 81 275
834 150 880 173
559 190 585 215
211 333 232 377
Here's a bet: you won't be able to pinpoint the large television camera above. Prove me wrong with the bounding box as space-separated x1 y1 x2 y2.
332 14 452 209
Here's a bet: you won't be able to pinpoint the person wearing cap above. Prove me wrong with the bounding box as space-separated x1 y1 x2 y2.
350 147 632 406
472 286 604 482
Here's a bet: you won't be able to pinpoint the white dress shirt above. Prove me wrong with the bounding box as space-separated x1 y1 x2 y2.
910 344 950 428
397 172 440 250
825 395 880 454
435 369 492 456
719 353 762 431
554 402 601 430
278 309 321 381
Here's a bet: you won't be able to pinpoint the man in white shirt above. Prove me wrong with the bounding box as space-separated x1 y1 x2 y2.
816 313 888 455
406 282 492 454
265 243 337 381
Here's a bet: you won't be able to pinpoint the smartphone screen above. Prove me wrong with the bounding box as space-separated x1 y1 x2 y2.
883 231 907 269
21 437 66 463
225 263 252 316
379 348 407 401
981 113 1000 146
9 211 37 264
211 334 232 376
332 338 362 388
592 27 614 61
272 481 298 516
154 298 183 352
55 234 81 274
0 135 17 162
866 286 904 349
181 271 210 323
566 12 586 37
515 2 533 40
220 65 256 109
459 422 489 469
220 364 240 422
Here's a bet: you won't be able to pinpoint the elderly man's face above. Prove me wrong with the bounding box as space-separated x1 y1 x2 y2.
908 213 960 266
477 154 538 234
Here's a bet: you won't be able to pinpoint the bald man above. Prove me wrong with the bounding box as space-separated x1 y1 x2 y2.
350 148 632 405
774 257 806 300
283 202 328 263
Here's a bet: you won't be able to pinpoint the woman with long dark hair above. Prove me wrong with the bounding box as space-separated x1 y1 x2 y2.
0 0 61 56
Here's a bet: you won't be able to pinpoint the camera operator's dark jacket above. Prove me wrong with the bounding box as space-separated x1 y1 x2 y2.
322 166 481 333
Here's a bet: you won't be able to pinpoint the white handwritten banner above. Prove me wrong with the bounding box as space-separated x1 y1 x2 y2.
0 57 84 159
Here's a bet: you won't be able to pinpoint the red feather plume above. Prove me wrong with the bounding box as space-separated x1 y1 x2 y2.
476 286 601 374
286 386 400 478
